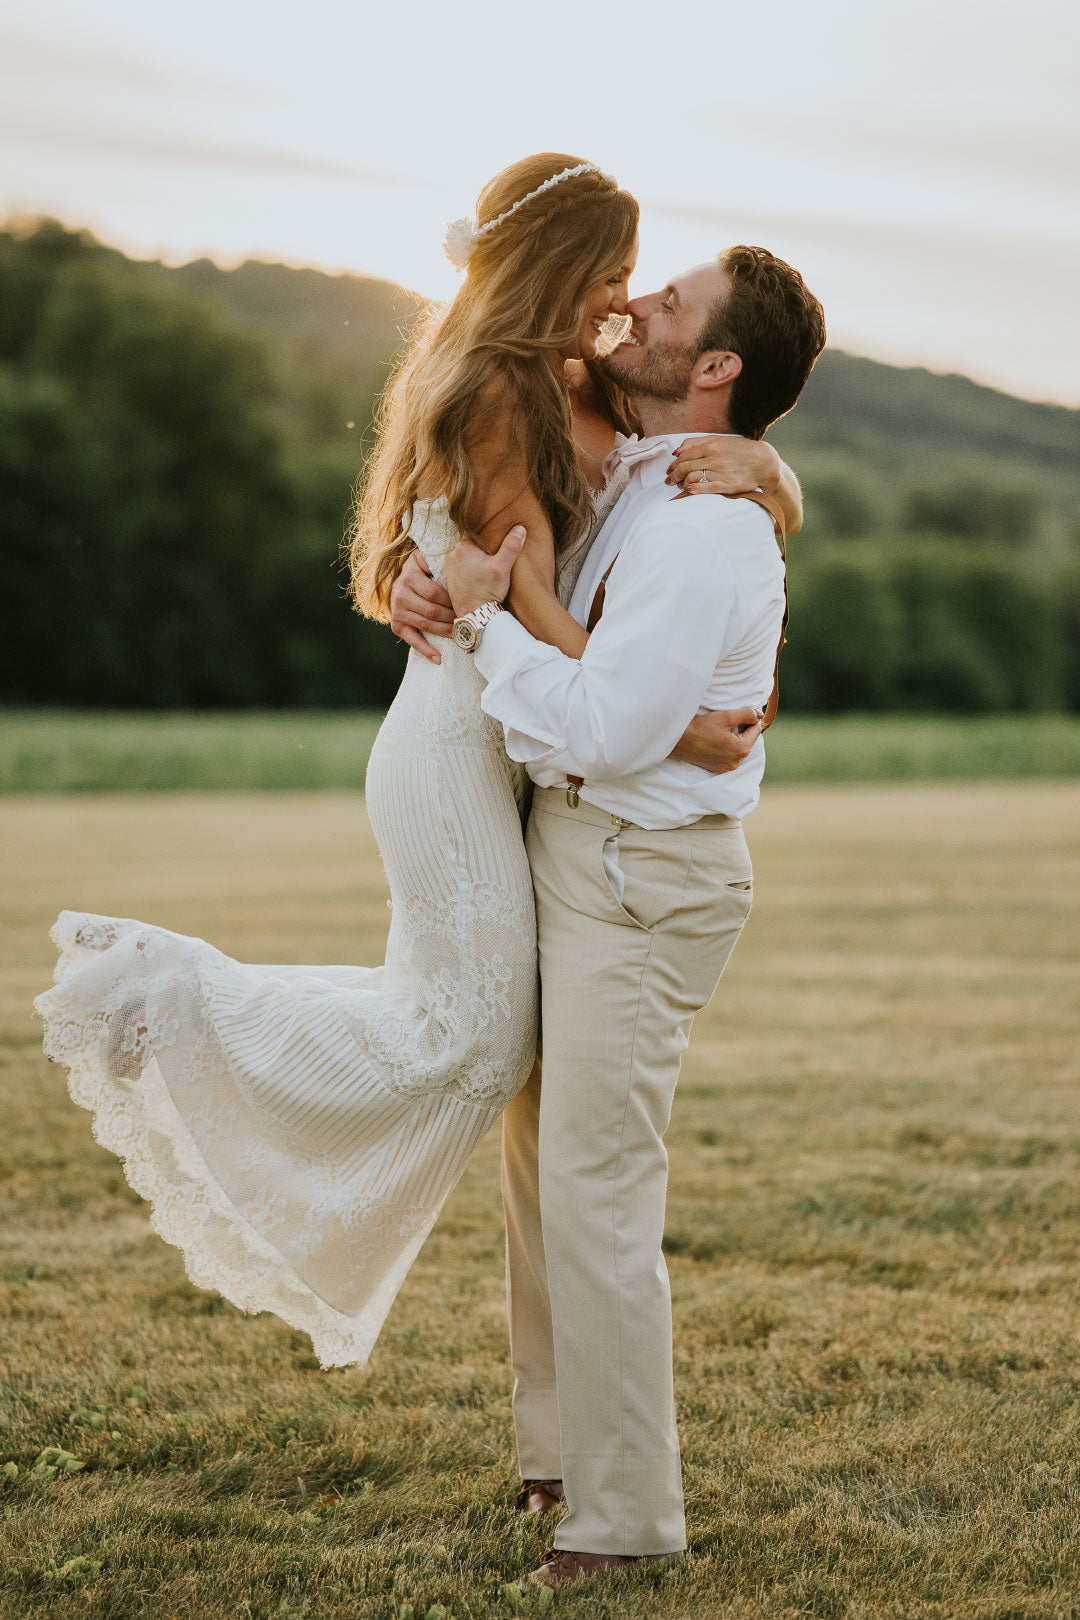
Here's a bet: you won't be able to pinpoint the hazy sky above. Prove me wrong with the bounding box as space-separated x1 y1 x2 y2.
1 0 1078 404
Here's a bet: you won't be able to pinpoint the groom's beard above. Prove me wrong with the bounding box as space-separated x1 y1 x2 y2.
599 338 698 403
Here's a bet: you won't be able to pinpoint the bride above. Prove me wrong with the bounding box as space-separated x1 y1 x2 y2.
35 154 801 1369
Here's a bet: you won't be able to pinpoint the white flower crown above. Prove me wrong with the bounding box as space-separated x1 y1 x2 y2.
443 162 616 270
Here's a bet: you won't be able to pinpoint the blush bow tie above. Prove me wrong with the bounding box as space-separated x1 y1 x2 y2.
601 432 671 484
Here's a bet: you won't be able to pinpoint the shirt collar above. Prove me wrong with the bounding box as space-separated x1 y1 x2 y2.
613 430 723 491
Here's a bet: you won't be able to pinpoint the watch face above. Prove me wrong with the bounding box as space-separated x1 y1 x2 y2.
452 619 478 652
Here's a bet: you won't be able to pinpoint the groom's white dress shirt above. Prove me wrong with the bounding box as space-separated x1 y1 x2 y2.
473 431 787 830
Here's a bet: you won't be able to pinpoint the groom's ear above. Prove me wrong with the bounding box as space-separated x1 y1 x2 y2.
693 350 742 391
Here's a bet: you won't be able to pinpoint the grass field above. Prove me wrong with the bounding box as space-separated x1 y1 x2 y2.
3 709 1080 792
1 783 1079 1619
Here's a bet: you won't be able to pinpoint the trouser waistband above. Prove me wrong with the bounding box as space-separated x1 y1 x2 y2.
530 783 740 833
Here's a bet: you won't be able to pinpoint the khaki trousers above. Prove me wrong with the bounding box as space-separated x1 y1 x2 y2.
501 785 754 1555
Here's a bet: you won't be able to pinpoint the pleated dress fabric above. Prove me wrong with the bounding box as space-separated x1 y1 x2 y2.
34 499 538 1367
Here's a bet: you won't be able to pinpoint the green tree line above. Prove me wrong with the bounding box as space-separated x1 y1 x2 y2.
0 220 405 707
1 219 1077 712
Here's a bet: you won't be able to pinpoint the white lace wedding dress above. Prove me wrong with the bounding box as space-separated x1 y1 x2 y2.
34 499 539 1368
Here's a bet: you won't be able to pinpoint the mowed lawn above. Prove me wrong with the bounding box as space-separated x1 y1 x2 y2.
1 784 1078 1620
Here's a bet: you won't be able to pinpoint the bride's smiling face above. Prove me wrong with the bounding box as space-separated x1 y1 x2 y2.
559 244 638 362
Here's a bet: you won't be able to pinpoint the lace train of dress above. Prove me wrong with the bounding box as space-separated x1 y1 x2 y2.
34 500 538 1368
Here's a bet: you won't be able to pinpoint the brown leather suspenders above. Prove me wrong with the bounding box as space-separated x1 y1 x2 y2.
565 489 789 803
732 488 788 733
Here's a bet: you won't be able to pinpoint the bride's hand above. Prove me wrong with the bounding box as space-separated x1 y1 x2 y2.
666 436 804 532
390 550 455 663
666 436 780 496
445 526 526 618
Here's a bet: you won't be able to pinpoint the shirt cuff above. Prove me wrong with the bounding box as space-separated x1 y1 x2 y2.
472 609 542 679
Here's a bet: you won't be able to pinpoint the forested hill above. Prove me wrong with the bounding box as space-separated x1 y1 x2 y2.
159 251 1079 495
770 350 1078 483
167 256 424 422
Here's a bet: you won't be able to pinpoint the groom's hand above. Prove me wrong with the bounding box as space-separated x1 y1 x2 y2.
390 550 455 663
445 526 526 617
669 707 764 773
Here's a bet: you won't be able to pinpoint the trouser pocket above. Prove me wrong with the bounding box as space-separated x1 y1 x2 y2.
597 828 692 933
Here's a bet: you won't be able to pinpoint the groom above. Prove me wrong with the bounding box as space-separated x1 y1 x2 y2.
413 246 824 1585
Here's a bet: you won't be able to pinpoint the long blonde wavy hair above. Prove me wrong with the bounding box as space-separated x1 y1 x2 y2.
348 153 640 619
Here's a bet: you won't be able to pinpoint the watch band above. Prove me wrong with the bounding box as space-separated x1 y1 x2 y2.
451 600 503 653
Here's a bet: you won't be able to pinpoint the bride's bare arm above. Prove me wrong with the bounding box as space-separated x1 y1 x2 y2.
456 386 590 658
460 385 556 576
507 553 589 658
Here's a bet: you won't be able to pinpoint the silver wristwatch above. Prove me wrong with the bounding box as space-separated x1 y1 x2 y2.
451 600 503 653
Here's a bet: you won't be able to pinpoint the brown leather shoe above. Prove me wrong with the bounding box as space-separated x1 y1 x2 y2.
514 1478 565 1514
525 1547 684 1587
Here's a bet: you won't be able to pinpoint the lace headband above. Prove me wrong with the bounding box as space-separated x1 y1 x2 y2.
443 162 616 270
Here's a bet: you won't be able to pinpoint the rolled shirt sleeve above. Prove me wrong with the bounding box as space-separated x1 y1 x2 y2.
474 507 746 782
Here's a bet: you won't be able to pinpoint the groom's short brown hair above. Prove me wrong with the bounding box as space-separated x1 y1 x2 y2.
700 246 826 440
